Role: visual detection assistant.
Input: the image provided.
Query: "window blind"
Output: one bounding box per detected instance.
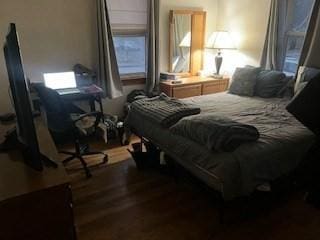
[108,0,148,30]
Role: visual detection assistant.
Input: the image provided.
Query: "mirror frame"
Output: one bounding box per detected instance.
[169,10,206,76]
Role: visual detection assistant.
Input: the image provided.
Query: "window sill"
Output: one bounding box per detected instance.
[283,71,296,77]
[121,77,146,86]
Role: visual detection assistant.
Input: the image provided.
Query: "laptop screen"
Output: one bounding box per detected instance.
[43,71,77,90]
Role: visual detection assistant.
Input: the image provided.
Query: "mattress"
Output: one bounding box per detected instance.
[126,92,315,200]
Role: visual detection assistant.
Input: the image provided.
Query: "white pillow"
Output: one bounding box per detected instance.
[294,66,305,93]
[294,66,320,94]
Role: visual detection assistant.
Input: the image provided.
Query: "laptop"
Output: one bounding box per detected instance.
[43,71,81,95]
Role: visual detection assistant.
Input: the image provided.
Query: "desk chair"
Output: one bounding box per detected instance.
[34,85,108,178]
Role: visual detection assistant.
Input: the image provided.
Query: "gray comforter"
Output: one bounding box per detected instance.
[170,113,260,152]
[126,92,315,200]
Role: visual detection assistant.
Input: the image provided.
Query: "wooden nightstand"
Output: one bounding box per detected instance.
[160,76,229,98]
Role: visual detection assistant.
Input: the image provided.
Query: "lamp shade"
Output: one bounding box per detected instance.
[207,31,236,50]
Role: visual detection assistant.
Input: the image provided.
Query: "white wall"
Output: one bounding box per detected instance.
[0,0,271,115]
[0,0,97,113]
[159,0,271,75]
[0,0,143,116]
[216,0,271,74]
[159,0,219,73]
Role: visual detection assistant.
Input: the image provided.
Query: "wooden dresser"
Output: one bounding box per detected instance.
[160,76,229,98]
[0,119,76,240]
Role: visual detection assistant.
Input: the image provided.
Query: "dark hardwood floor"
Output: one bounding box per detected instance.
[67,141,320,240]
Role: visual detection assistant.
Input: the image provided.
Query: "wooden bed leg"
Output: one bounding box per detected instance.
[164,154,178,183]
[164,155,179,183]
[140,137,144,152]
[218,195,225,224]
[239,196,252,220]
[172,161,179,183]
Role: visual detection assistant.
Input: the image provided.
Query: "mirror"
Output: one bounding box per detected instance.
[169,10,206,75]
[172,14,192,73]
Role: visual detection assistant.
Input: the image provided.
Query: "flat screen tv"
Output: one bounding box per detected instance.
[2,23,57,170]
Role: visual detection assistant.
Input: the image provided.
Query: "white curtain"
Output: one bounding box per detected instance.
[146,0,160,95]
[97,0,123,99]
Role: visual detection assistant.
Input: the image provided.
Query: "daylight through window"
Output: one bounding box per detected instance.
[113,35,146,77]
[283,0,315,74]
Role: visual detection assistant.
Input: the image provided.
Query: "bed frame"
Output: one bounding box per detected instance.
[130,131,307,224]
[133,135,248,223]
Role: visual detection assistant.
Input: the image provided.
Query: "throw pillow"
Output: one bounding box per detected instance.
[255,70,287,98]
[294,66,320,94]
[229,67,261,96]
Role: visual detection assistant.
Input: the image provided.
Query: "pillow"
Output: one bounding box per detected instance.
[254,70,287,98]
[244,65,256,68]
[277,76,295,98]
[229,67,261,96]
[294,66,320,94]
[287,73,320,135]
[295,81,308,94]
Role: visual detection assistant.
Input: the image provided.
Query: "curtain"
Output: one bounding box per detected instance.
[146,0,160,95]
[97,0,123,99]
[260,0,288,71]
[298,0,320,68]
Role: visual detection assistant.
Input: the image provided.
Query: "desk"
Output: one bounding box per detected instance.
[59,86,104,114]
[31,84,104,115]
[0,118,76,240]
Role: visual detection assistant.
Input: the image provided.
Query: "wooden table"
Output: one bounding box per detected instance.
[0,119,76,240]
[160,76,229,99]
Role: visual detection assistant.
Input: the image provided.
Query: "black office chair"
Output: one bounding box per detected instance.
[34,85,108,178]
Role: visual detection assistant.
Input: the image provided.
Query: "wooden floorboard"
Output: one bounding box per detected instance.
[66,141,320,240]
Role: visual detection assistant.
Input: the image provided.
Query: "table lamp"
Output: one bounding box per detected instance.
[206,31,236,78]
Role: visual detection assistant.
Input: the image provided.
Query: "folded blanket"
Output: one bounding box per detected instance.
[170,113,260,152]
[130,93,201,128]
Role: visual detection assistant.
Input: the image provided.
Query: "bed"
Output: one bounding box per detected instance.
[125,92,315,200]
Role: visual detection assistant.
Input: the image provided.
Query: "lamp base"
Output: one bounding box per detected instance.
[215,50,223,76]
[212,74,223,79]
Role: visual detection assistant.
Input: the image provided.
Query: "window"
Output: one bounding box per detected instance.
[108,0,148,79]
[113,34,146,77]
[283,0,315,74]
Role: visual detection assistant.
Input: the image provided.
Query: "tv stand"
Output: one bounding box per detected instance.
[0,119,76,240]
[0,127,58,169]
[0,127,18,150]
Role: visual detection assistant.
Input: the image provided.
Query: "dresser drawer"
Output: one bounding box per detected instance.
[160,82,173,97]
[202,80,229,95]
[173,84,202,98]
